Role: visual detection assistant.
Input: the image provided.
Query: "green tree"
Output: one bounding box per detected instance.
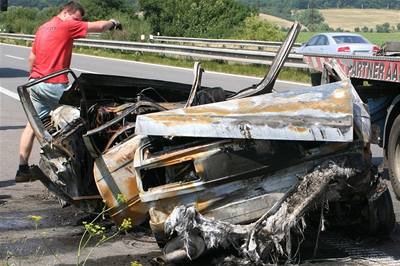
[80,0,134,20]
[139,0,251,38]
[294,8,330,32]
[0,5,59,33]
[361,26,369,32]
[376,22,391,33]
[232,15,285,41]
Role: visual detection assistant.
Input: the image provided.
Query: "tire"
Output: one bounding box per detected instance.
[388,115,400,200]
[367,189,396,236]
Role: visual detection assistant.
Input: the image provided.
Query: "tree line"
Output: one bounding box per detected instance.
[238,0,400,20]
[1,0,285,41]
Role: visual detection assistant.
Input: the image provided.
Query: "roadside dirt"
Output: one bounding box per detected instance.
[0,180,161,266]
[1,170,399,266]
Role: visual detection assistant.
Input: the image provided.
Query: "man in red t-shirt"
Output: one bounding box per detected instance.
[16,1,122,182]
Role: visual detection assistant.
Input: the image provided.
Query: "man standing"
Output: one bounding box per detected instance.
[16,1,121,182]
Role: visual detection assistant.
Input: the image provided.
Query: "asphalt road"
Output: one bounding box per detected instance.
[1,43,399,265]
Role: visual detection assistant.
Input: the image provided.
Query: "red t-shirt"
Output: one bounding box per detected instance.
[30,16,88,83]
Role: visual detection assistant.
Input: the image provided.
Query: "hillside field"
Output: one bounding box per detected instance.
[320,8,400,31]
[258,13,293,28]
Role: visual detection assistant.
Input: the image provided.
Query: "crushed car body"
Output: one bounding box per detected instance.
[17,21,395,264]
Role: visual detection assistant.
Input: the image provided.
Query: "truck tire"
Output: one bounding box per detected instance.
[388,115,400,200]
[366,189,396,236]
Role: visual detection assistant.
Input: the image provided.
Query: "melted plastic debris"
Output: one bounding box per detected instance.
[164,161,358,265]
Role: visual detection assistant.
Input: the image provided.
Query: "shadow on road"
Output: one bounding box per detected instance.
[0,194,11,205]
[55,251,161,266]
[0,125,26,131]
[0,180,15,188]
[0,68,29,78]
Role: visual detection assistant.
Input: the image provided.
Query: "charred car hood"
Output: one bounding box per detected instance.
[135,80,354,142]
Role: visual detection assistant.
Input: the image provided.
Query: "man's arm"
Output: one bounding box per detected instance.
[87,20,119,32]
[28,52,35,72]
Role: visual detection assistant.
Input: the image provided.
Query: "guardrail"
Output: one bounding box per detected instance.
[0,33,307,69]
[151,35,302,49]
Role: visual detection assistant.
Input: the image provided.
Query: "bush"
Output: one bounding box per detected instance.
[231,15,285,41]
[354,27,360,32]
[361,26,369,32]
[139,0,251,38]
[376,22,391,33]
[100,11,152,41]
[0,6,56,34]
[308,23,332,32]
[294,9,324,29]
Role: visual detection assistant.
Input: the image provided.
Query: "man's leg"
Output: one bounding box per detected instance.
[15,82,68,182]
[15,122,36,182]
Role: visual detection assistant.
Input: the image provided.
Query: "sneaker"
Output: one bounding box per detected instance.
[15,166,37,183]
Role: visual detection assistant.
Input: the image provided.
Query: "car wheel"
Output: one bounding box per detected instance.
[388,115,400,200]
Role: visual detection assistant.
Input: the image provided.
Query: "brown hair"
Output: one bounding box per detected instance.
[61,1,85,17]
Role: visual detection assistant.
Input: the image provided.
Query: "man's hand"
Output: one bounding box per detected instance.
[109,19,122,30]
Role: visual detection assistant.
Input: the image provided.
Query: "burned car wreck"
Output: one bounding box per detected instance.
[18,22,395,264]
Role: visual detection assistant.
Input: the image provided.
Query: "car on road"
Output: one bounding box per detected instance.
[296,32,380,55]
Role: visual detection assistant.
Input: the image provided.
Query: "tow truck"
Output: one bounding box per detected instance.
[302,42,400,199]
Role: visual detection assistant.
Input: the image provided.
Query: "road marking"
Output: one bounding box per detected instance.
[1,43,311,87]
[71,68,98,74]
[5,55,24,60]
[0,86,20,101]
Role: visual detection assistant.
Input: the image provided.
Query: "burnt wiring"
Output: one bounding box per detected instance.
[137,87,168,102]
[313,196,328,257]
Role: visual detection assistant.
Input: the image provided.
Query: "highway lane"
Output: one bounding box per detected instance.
[0,42,309,183]
[0,43,309,94]
[1,42,399,264]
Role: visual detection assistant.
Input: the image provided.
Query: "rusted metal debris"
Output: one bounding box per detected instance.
[17,21,396,265]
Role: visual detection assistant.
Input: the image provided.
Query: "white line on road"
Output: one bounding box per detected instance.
[0,86,20,101]
[5,55,24,60]
[71,68,98,74]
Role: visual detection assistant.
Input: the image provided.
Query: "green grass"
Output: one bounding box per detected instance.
[1,38,311,84]
[297,32,400,46]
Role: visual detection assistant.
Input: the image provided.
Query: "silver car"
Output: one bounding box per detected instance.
[296,32,379,55]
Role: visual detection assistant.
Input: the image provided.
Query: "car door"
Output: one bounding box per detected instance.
[315,35,330,53]
[301,35,325,54]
